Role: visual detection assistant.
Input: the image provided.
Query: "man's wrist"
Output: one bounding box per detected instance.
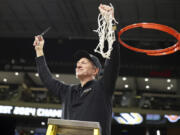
[36,50,44,57]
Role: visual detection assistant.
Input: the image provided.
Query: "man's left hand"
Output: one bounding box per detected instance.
[98,4,114,18]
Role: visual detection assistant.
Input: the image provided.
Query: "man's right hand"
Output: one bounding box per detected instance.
[33,35,45,57]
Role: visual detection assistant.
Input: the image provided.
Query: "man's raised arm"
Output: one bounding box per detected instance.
[33,35,69,101]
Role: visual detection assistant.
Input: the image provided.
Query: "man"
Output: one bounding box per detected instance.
[33,4,120,135]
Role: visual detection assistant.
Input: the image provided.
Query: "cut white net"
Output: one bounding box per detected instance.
[94,4,118,59]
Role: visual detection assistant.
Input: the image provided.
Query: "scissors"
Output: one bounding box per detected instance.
[40,27,51,36]
[36,27,51,42]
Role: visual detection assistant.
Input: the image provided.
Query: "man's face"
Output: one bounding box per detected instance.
[76,58,98,79]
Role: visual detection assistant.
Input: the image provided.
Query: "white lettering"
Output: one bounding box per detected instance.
[37,108,62,118]
[13,107,36,116]
[0,105,13,114]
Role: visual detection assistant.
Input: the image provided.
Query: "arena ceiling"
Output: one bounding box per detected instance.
[0,0,179,40]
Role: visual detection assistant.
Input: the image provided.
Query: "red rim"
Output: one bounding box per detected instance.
[118,23,180,56]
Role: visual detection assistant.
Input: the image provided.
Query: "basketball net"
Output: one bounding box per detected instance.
[94,4,118,59]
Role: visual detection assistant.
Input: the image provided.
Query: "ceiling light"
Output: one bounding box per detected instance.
[156,130,160,135]
[122,77,127,81]
[144,78,149,82]
[55,74,60,78]
[14,72,19,76]
[167,86,171,90]
[30,130,34,134]
[35,73,39,77]
[3,78,7,82]
[41,121,45,126]
[145,85,150,89]
[124,84,129,88]
[167,79,171,83]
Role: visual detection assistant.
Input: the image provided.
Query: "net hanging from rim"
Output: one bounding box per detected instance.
[94,4,118,59]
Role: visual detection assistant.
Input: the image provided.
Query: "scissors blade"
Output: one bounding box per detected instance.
[40,27,51,36]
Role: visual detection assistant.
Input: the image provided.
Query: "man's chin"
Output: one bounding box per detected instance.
[76,73,85,79]
[75,73,81,79]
